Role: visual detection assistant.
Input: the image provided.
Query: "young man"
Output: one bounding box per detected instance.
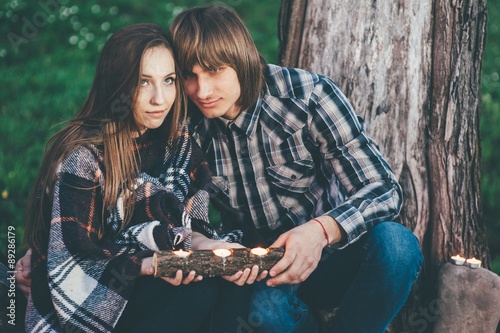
[169,5,423,333]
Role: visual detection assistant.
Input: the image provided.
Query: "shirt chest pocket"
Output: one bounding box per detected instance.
[264,130,315,193]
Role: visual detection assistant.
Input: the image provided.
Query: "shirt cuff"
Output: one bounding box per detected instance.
[327,209,368,249]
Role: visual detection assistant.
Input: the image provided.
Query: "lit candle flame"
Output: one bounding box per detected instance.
[450,254,466,266]
[213,248,232,258]
[251,247,268,256]
[466,257,481,268]
[173,249,191,258]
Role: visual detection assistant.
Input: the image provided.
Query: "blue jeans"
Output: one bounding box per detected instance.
[248,222,423,333]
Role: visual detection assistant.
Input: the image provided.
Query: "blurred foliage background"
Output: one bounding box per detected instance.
[0,0,498,273]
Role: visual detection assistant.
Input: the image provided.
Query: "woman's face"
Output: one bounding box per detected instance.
[134,46,177,134]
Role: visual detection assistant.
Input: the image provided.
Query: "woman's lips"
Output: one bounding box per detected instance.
[146,110,165,118]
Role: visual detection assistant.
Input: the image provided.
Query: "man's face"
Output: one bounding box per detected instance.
[183,64,242,120]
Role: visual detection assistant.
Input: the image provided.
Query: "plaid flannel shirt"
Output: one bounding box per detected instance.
[191,64,402,247]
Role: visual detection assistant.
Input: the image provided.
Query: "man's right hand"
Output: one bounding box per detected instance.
[15,249,32,298]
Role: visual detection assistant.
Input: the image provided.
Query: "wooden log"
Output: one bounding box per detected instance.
[153,247,285,278]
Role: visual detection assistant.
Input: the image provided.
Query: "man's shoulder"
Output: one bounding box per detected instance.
[264,64,332,99]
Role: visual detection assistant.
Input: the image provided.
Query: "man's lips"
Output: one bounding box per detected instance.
[198,99,219,108]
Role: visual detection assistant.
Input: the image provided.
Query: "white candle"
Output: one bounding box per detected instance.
[173,249,191,258]
[250,247,269,256]
[213,248,232,258]
[466,257,481,269]
[450,254,466,266]
[251,247,269,269]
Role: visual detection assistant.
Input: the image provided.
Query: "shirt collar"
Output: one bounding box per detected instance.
[215,90,265,138]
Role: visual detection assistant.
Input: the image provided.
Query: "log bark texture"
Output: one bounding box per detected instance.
[153,248,284,278]
[279,0,490,332]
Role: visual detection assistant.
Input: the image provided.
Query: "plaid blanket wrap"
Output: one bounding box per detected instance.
[25,125,241,332]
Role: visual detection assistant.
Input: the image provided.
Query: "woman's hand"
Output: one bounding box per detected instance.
[191,232,247,251]
[140,256,202,286]
[15,249,32,298]
[222,265,268,286]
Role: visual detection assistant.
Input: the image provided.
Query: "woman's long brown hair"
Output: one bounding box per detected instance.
[24,23,187,251]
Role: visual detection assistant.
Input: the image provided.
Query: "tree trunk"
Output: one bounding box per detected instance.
[279,0,489,331]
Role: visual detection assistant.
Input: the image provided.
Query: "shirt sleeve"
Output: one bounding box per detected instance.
[308,76,403,247]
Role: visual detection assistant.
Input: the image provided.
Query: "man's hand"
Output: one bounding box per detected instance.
[15,249,32,298]
[140,256,202,286]
[266,216,344,287]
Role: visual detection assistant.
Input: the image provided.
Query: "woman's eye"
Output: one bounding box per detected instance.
[140,79,148,86]
[165,77,175,85]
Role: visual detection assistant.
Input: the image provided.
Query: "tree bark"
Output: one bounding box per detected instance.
[279,0,489,331]
[153,248,284,277]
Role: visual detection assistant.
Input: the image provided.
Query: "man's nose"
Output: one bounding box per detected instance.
[196,77,213,99]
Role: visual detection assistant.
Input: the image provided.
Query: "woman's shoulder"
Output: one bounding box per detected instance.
[58,144,103,181]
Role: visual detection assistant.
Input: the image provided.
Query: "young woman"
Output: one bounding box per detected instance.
[23,23,249,332]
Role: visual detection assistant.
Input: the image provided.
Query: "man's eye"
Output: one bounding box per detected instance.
[210,67,220,73]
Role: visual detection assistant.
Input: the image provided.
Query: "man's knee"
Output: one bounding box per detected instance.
[249,283,309,332]
[367,222,423,274]
[250,285,287,325]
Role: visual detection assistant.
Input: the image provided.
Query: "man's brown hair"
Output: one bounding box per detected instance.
[170,5,266,112]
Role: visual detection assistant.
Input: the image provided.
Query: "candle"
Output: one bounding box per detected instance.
[213,248,231,271]
[213,248,232,258]
[466,257,481,269]
[450,254,466,266]
[251,247,268,269]
[173,249,191,258]
[250,247,269,256]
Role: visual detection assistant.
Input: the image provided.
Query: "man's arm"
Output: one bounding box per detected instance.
[311,77,402,245]
[267,75,401,286]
